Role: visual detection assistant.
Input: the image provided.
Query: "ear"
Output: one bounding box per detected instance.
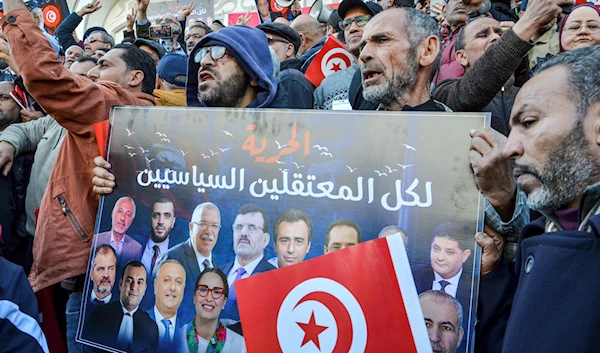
[250,79,258,87]
[323,245,329,254]
[456,48,469,67]
[156,74,163,90]
[418,35,441,68]
[263,232,270,249]
[589,101,600,146]
[386,0,394,8]
[458,327,464,343]
[299,33,307,49]
[462,249,472,263]
[285,43,295,59]
[189,222,194,233]
[306,241,311,254]
[127,69,145,89]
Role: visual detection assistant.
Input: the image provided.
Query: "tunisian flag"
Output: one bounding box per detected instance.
[236,235,432,353]
[304,34,355,87]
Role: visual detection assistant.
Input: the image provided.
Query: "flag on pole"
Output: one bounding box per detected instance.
[304,34,355,87]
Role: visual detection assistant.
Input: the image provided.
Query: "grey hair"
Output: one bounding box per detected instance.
[404,9,441,82]
[90,30,115,47]
[154,258,186,282]
[535,47,600,119]
[190,202,220,223]
[269,47,280,80]
[419,290,464,329]
[112,196,136,218]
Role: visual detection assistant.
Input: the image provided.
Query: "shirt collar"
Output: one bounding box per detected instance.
[147,238,169,254]
[154,306,177,323]
[231,254,264,276]
[91,291,112,304]
[110,230,125,245]
[434,268,463,287]
[120,300,139,316]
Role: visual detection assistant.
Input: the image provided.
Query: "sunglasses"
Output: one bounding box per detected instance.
[85,37,107,44]
[194,46,227,63]
[265,35,290,45]
[339,14,372,31]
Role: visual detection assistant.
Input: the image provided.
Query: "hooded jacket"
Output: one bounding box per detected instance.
[186,25,278,109]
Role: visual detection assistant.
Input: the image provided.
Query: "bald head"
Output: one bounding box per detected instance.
[291,14,325,55]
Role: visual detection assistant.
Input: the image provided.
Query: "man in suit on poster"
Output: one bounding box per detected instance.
[95,196,143,266]
[147,259,187,353]
[419,290,464,353]
[155,202,220,321]
[221,204,276,323]
[412,222,473,306]
[84,244,117,321]
[83,261,158,353]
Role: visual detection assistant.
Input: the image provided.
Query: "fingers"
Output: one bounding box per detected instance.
[1,160,12,177]
[93,155,111,169]
[475,231,495,250]
[484,225,505,253]
[92,179,114,195]
[476,231,502,276]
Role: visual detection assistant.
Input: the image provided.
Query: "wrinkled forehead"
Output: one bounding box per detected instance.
[463,17,501,38]
[363,10,406,37]
[420,296,460,323]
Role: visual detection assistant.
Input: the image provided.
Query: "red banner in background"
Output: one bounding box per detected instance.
[236,235,432,353]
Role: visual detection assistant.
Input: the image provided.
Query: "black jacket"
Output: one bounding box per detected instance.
[278,58,314,109]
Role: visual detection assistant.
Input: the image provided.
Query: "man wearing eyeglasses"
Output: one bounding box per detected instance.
[155,202,221,322]
[221,204,276,324]
[186,25,285,108]
[83,30,115,56]
[185,22,213,55]
[314,0,382,110]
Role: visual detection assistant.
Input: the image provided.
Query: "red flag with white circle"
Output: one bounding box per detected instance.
[304,34,354,87]
[236,235,432,353]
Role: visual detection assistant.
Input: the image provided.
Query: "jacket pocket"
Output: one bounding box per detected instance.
[55,193,90,241]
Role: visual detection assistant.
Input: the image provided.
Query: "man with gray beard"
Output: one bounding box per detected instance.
[475,47,600,353]
[358,8,450,112]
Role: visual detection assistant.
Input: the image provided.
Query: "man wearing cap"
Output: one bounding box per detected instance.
[314,0,382,110]
[257,22,314,109]
[55,0,107,51]
[135,38,166,64]
[185,25,288,109]
[154,53,187,106]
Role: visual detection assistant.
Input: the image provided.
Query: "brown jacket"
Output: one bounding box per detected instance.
[3,9,156,292]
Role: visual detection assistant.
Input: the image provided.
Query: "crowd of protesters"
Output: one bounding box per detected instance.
[0,0,599,351]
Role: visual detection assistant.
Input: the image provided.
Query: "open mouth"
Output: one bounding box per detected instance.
[362,69,382,84]
[199,72,215,82]
[202,304,215,312]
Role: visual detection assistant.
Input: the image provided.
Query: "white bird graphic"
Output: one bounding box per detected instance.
[180,150,189,156]
[346,165,357,172]
[279,168,289,173]
[397,163,415,169]
[139,147,149,154]
[128,152,137,157]
[155,132,167,137]
[402,144,417,152]
[161,138,171,143]
[385,165,398,173]
[313,144,328,152]
[321,152,333,158]
[201,154,210,159]
[274,140,288,149]
[276,161,285,165]
[374,170,388,176]
[293,162,305,169]
[126,128,135,136]
[222,130,234,137]
[145,157,155,163]
[209,149,218,156]
[124,144,135,150]
[218,147,231,152]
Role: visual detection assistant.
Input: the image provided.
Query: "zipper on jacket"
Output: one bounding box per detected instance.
[57,194,90,241]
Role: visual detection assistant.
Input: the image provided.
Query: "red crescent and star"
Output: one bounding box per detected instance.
[297,311,328,350]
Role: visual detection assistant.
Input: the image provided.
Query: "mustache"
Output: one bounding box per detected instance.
[200,233,215,241]
[199,67,219,80]
[514,163,542,179]
[237,235,251,244]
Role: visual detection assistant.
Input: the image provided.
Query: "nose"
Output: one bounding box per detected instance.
[502,132,524,160]
[348,20,361,33]
[286,241,295,254]
[87,65,100,80]
[436,251,445,261]
[429,327,441,343]
[359,42,374,65]
[200,50,215,68]
[489,31,501,44]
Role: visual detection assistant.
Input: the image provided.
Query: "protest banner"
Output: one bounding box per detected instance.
[147,0,215,25]
[77,107,488,353]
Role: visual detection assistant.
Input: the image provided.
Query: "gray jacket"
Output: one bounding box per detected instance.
[0,116,65,235]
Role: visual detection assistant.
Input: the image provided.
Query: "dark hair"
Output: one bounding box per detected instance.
[431,222,472,251]
[152,196,175,213]
[95,47,110,54]
[325,219,361,246]
[237,204,270,234]
[536,46,600,119]
[93,244,116,265]
[455,26,466,51]
[121,260,146,280]
[212,20,225,28]
[194,267,229,299]
[121,37,136,45]
[112,44,157,94]
[75,56,98,65]
[327,10,342,33]
[394,0,416,8]
[190,22,213,36]
[273,209,314,242]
